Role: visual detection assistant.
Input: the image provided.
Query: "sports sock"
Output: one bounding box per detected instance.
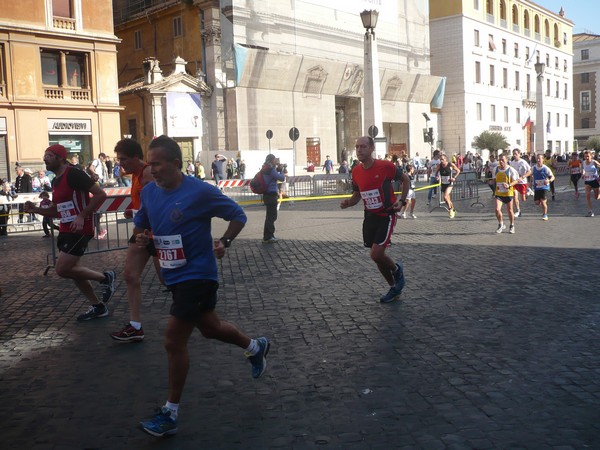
[246,339,259,355]
[130,321,142,330]
[165,401,179,419]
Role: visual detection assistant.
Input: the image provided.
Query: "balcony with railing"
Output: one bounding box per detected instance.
[43,87,91,102]
[53,17,76,30]
[521,91,537,108]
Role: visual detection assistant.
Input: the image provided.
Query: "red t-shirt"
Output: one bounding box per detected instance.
[52,165,96,235]
[351,160,398,216]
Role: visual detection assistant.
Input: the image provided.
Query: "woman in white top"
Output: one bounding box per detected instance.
[581,150,600,217]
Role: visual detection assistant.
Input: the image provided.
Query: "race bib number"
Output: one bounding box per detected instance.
[441,175,450,184]
[535,179,546,188]
[360,189,383,210]
[57,201,77,223]
[496,183,509,193]
[584,174,596,181]
[154,234,187,269]
[571,167,581,174]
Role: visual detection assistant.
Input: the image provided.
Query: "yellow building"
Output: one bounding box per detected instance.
[0,0,122,181]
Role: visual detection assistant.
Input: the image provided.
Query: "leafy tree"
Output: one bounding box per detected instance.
[585,136,600,151]
[472,131,509,156]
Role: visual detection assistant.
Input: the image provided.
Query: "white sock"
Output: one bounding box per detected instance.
[165,401,179,419]
[129,321,142,330]
[246,339,259,355]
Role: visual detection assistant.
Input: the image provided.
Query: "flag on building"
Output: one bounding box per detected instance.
[522,115,532,129]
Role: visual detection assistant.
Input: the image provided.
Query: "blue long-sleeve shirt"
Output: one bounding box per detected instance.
[263,166,285,194]
[134,176,247,285]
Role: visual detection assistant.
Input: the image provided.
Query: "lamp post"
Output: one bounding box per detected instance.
[360,10,384,156]
[534,62,546,153]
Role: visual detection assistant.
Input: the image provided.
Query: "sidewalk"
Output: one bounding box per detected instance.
[1,188,599,449]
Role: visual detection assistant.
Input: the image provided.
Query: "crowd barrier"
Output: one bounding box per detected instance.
[420,172,484,212]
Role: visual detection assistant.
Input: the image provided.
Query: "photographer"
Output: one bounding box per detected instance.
[261,154,285,243]
[277,162,289,210]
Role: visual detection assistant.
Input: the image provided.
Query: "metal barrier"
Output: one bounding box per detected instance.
[427,172,484,212]
[218,174,353,202]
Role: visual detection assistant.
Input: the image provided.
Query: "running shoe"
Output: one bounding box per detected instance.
[514,210,521,218]
[111,323,144,342]
[393,262,405,293]
[495,223,506,234]
[586,211,595,217]
[509,224,515,234]
[246,337,270,379]
[449,208,456,219]
[401,212,407,219]
[100,271,116,303]
[380,286,402,303]
[140,406,177,437]
[262,237,278,244]
[410,213,417,219]
[542,214,548,221]
[77,303,108,321]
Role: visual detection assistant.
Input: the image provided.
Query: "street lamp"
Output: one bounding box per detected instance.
[534,62,546,153]
[360,10,384,156]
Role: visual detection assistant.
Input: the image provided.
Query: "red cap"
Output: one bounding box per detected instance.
[46,144,67,160]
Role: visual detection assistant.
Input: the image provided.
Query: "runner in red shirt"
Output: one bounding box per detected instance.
[25,144,116,321]
[340,136,410,303]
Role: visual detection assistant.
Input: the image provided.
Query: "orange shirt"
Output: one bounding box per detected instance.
[130,163,150,209]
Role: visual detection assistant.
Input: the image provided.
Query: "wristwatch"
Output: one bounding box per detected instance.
[220,237,232,248]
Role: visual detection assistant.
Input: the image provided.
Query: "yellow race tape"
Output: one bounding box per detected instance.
[237,182,442,206]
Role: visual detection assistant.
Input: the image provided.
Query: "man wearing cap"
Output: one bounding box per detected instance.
[15,166,33,222]
[24,144,117,321]
[261,154,285,243]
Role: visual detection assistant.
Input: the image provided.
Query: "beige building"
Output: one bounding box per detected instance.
[0,0,122,181]
[573,33,600,148]
[429,0,574,156]
[114,0,442,171]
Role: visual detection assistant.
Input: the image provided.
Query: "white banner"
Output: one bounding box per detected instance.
[300,0,398,20]
[166,93,202,138]
[0,117,6,134]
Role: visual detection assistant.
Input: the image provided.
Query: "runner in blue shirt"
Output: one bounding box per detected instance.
[532,153,555,221]
[135,135,270,438]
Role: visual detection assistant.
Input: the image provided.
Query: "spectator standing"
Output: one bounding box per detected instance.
[323,155,334,174]
[341,147,348,165]
[261,154,285,243]
[338,160,349,174]
[185,160,195,177]
[15,166,33,222]
[0,180,17,236]
[88,153,109,185]
[39,191,58,238]
[195,161,206,180]
[211,154,226,185]
[32,170,51,192]
[238,160,246,179]
[24,144,116,321]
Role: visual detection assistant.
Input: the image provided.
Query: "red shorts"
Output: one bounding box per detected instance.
[513,184,527,195]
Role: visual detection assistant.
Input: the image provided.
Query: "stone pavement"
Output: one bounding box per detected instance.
[1,182,599,449]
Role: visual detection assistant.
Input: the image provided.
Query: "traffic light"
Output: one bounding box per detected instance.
[423,128,434,143]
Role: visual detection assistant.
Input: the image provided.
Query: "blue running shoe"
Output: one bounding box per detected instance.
[140,406,177,437]
[393,262,405,293]
[246,337,270,379]
[380,286,402,303]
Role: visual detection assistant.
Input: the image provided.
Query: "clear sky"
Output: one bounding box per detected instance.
[536,0,600,35]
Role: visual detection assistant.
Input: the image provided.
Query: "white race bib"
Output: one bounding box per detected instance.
[360,189,383,210]
[154,234,187,269]
[535,179,546,188]
[584,174,596,181]
[497,183,509,193]
[571,167,581,174]
[441,175,450,184]
[57,201,77,223]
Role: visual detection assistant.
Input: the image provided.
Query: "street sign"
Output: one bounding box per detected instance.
[266,129,273,139]
[289,127,300,142]
[368,125,379,138]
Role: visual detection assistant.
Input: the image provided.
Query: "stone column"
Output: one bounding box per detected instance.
[195,0,227,152]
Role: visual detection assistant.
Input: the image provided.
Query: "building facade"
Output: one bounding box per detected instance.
[114,0,442,171]
[573,33,600,149]
[0,0,122,181]
[429,0,574,157]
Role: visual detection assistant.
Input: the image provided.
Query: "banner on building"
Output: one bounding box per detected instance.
[166,92,202,138]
